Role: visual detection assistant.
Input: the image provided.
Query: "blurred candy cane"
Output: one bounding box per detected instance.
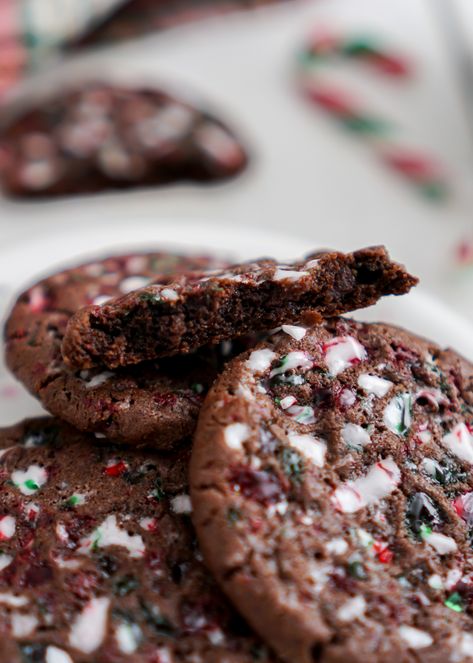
[297,31,450,201]
[0,0,128,98]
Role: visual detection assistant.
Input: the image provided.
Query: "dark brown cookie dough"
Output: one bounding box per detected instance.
[0,83,248,198]
[190,318,473,663]
[0,417,277,663]
[62,246,417,371]
[4,251,239,447]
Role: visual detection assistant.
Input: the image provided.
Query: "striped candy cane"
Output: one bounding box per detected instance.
[297,31,450,201]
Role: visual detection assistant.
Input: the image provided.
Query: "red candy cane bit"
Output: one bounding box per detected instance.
[302,83,357,118]
[104,460,128,477]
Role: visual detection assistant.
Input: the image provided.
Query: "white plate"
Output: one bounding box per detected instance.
[1,219,472,427]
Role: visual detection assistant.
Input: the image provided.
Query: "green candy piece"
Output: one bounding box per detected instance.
[445,592,463,612]
[341,115,390,134]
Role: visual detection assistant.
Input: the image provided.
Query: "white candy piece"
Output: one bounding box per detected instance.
[383,393,412,436]
[273,267,308,281]
[246,349,277,374]
[171,494,193,514]
[357,374,392,397]
[270,351,313,377]
[331,457,401,513]
[450,632,473,662]
[423,531,457,555]
[337,596,366,622]
[11,465,47,495]
[399,625,433,649]
[341,423,371,450]
[324,336,367,376]
[287,434,326,468]
[69,597,110,654]
[0,515,15,539]
[281,324,307,340]
[0,593,28,607]
[224,423,251,450]
[279,395,297,410]
[116,621,142,654]
[119,276,152,294]
[0,553,12,572]
[325,538,348,555]
[11,613,38,638]
[161,288,179,301]
[84,371,114,389]
[46,647,74,663]
[79,515,145,558]
[441,423,473,465]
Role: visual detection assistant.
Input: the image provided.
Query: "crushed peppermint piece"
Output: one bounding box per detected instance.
[384,393,412,436]
[337,596,366,622]
[12,465,47,495]
[326,538,348,555]
[287,434,326,467]
[341,423,371,450]
[83,371,114,389]
[0,553,13,572]
[224,423,251,450]
[11,613,38,638]
[281,324,307,340]
[358,373,392,397]
[246,349,277,374]
[279,395,297,410]
[323,336,367,376]
[171,494,193,514]
[119,275,152,294]
[46,647,74,663]
[441,423,473,464]
[421,529,457,555]
[286,404,316,424]
[399,625,433,649]
[331,457,401,513]
[273,267,308,281]
[79,515,145,558]
[270,352,313,377]
[69,597,110,654]
[116,621,142,654]
[161,288,179,301]
[0,515,16,540]
[0,593,28,607]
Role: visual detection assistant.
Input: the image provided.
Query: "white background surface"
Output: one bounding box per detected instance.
[0,0,472,319]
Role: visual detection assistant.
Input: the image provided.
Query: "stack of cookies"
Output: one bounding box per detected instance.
[1,244,473,663]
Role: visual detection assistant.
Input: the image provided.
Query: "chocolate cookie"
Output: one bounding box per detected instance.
[4,251,238,447]
[0,83,247,198]
[0,417,277,662]
[77,0,296,45]
[62,246,417,370]
[190,318,473,663]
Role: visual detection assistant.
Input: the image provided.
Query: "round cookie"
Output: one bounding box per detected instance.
[0,83,248,198]
[191,318,473,663]
[0,417,277,663]
[4,251,238,447]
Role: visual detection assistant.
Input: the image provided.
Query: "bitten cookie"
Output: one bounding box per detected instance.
[62,246,417,370]
[0,417,277,663]
[0,83,247,198]
[190,318,473,663]
[4,251,239,447]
